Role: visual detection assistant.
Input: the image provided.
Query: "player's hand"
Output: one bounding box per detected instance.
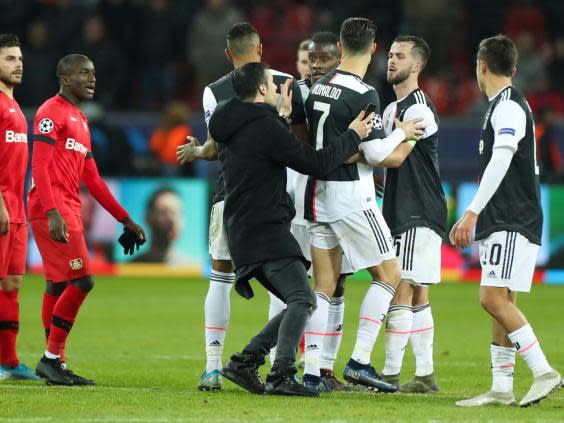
[47,209,69,243]
[0,204,9,236]
[449,210,478,248]
[395,117,425,141]
[122,217,146,243]
[349,110,375,139]
[176,136,201,165]
[278,78,293,117]
[119,217,146,255]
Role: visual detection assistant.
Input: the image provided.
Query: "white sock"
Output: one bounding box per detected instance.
[383,305,413,376]
[490,344,515,393]
[411,303,435,376]
[304,292,330,377]
[204,271,234,372]
[508,324,552,378]
[351,281,395,365]
[45,350,60,360]
[267,291,286,366]
[319,296,344,370]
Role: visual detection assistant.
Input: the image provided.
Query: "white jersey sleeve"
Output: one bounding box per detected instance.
[359,128,406,166]
[490,100,526,152]
[203,86,218,128]
[402,103,438,139]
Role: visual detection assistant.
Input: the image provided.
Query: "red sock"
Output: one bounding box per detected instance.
[0,290,19,368]
[46,285,88,357]
[43,292,65,361]
[300,335,305,354]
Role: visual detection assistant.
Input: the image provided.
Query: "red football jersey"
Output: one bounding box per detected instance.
[0,91,29,223]
[28,94,92,219]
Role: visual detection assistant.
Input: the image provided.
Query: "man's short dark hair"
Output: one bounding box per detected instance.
[477,35,518,77]
[56,54,90,78]
[227,22,260,57]
[393,35,431,70]
[311,31,339,47]
[231,62,269,101]
[340,17,377,54]
[0,34,21,51]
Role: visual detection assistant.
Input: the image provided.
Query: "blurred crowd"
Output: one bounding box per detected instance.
[3,0,564,179]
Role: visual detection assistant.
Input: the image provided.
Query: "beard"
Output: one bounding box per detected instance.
[0,71,22,87]
[387,67,411,85]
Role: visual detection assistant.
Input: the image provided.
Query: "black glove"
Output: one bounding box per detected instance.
[118,227,146,255]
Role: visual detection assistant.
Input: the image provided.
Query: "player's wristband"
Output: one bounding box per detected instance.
[407,140,416,147]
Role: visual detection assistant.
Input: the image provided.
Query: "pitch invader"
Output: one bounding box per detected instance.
[451,35,562,407]
[302,18,425,392]
[29,54,146,386]
[175,22,308,391]
[0,34,41,381]
[375,36,446,393]
[268,31,355,390]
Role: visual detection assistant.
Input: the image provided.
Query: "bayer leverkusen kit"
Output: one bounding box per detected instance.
[0,92,28,278]
[28,94,127,282]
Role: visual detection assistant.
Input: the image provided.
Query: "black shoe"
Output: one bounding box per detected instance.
[63,367,96,386]
[36,356,73,386]
[343,359,398,393]
[265,368,320,397]
[221,352,265,395]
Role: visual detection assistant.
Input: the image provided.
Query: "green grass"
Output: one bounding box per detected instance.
[0,276,563,422]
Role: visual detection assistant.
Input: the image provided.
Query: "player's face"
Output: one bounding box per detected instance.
[263,70,278,107]
[68,60,96,101]
[0,46,23,87]
[387,42,415,85]
[308,43,339,82]
[296,50,310,80]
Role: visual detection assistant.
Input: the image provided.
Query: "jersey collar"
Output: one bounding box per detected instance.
[488,85,512,102]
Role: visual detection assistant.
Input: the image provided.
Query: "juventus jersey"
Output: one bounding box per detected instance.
[381,89,447,237]
[304,69,386,222]
[203,69,306,204]
[475,86,542,245]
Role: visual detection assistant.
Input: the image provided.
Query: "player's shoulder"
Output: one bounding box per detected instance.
[327,70,375,95]
[271,68,294,82]
[36,95,66,116]
[207,71,234,94]
[493,86,528,115]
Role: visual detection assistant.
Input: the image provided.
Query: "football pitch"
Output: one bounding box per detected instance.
[0,275,563,423]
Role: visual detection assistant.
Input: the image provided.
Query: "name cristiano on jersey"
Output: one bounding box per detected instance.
[65,138,88,156]
[310,83,342,100]
[5,130,28,143]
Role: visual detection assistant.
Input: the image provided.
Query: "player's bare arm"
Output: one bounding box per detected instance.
[0,193,9,235]
[46,208,69,243]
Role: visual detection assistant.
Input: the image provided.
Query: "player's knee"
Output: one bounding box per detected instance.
[45,280,68,295]
[71,276,95,293]
[480,292,503,315]
[333,275,346,297]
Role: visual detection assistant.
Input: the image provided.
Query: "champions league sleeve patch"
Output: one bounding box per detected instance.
[38,118,54,134]
[498,128,516,136]
[372,114,383,130]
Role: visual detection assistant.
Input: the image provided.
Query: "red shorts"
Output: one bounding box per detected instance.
[0,223,28,278]
[30,214,90,283]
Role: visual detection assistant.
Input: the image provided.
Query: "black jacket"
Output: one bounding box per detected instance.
[209,97,361,298]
